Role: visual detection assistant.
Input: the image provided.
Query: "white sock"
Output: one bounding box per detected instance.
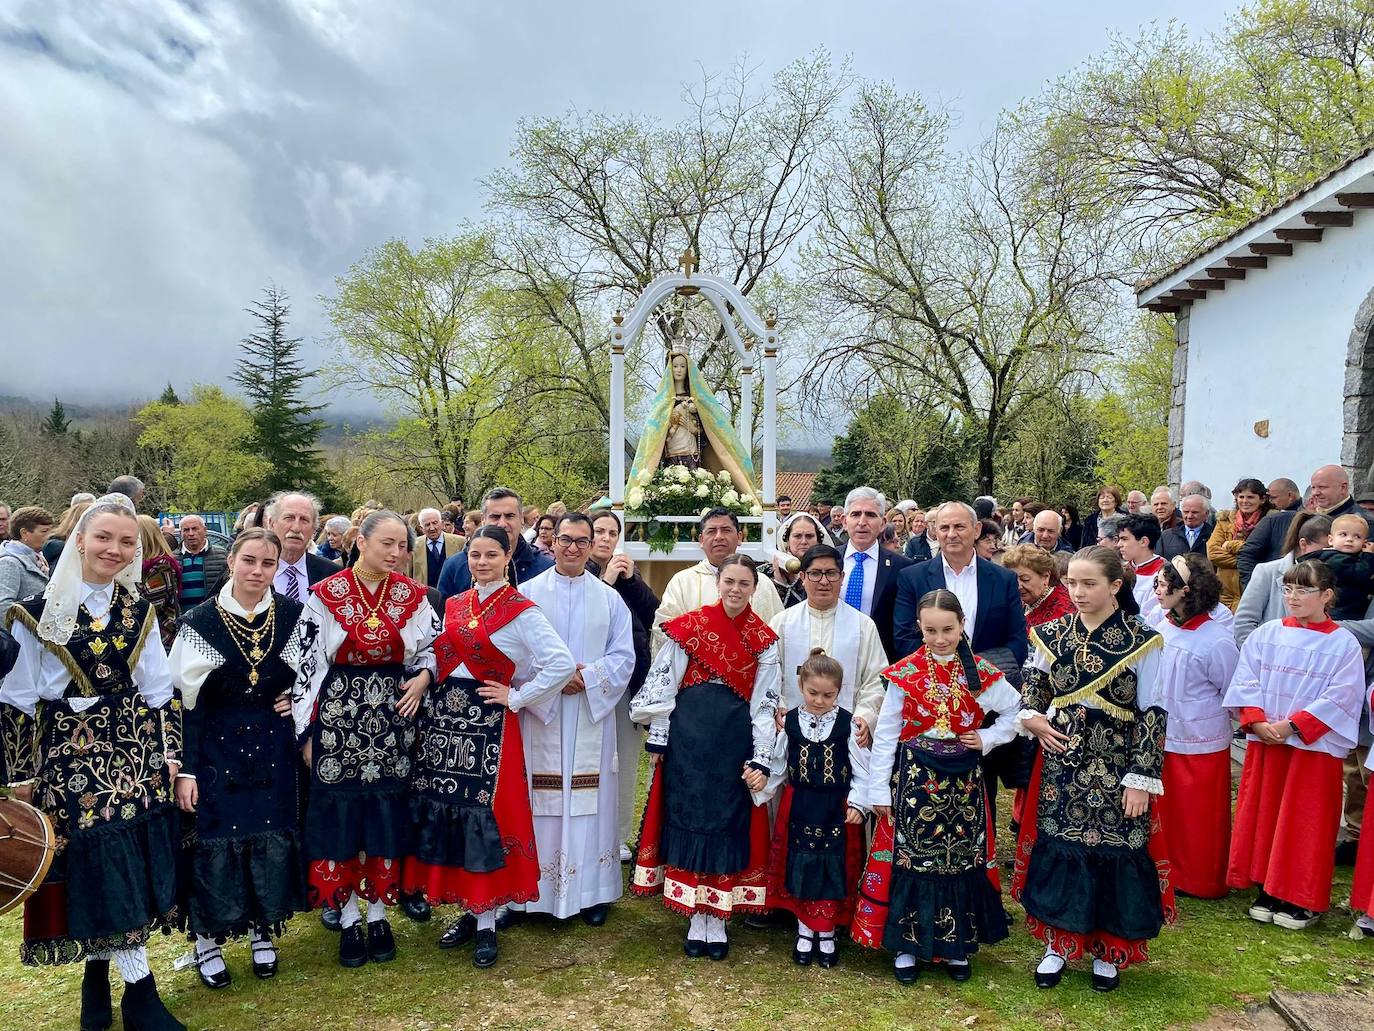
[475,910,497,933]
[366,899,387,923]
[111,946,151,984]
[339,892,362,929]
[948,957,969,967]
[795,918,815,953]
[1037,945,1066,974]
[705,916,727,944]
[688,912,708,940]
[194,935,226,977]
[818,930,836,955]
[895,953,917,969]
[1093,959,1118,978]
[250,927,276,964]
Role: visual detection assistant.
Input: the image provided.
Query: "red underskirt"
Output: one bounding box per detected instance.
[1351,788,1374,914]
[764,784,865,931]
[308,854,402,909]
[1227,741,1344,911]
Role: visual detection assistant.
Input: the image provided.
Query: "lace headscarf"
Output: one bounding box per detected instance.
[37,493,143,645]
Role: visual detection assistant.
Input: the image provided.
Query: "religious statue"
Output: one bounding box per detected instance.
[628,348,755,495]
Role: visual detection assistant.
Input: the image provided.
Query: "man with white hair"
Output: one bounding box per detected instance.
[264,492,337,601]
[176,513,226,610]
[839,486,912,657]
[1126,490,1148,515]
[1180,480,1212,504]
[70,492,96,506]
[1150,487,1180,533]
[1032,509,1071,554]
[410,507,464,588]
[1160,494,1214,560]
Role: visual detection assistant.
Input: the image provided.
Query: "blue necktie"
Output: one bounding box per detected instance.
[845,552,867,611]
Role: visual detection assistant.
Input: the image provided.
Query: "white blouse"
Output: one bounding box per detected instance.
[866,658,1020,810]
[2,581,175,716]
[630,636,782,771]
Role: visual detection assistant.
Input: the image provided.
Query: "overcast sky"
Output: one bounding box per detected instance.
[0,0,1239,411]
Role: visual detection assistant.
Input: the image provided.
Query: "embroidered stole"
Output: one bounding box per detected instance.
[521,572,611,819]
[313,568,425,666]
[662,601,778,700]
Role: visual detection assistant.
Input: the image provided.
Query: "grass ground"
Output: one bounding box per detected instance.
[2,763,1371,1030]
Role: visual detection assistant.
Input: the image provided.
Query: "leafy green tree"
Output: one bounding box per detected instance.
[157,383,181,405]
[814,395,971,505]
[1092,315,1172,493]
[135,386,270,509]
[234,285,330,496]
[40,399,71,436]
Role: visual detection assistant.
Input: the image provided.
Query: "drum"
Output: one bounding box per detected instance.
[0,795,56,915]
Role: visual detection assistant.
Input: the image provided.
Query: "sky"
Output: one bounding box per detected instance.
[0,0,1241,411]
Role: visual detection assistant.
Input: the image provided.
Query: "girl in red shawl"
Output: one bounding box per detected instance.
[630,554,781,961]
[401,527,574,968]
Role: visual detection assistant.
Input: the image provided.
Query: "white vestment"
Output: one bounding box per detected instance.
[768,601,889,729]
[518,569,635,916]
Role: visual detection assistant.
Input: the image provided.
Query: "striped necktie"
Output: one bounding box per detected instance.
[285,565,301,601]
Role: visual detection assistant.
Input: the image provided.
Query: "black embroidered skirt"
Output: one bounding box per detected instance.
[883,741,1009,961]
[22,691,179,965]
[661,681,753,876]
[305,663,416,862]
[784,782,850,901]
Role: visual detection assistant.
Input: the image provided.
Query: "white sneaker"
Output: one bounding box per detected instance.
[619,845,633,863]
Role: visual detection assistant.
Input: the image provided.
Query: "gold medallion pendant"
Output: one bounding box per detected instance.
[249,647,265,662]
[364,614,383,632]
[248,670,260,686]
[468,619,479,629]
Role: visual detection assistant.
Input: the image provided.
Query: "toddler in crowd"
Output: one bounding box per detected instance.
[1308,514,1374,619]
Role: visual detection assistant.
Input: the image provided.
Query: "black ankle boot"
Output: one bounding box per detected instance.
[80,960,112,1031]
[119,974,186,1031]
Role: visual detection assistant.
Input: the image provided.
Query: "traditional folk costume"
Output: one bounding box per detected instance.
[651,561,783,653]
[1012,611,1174,977]
[853,647,1019,976]
[630,602,781,949]
[518,569,634,919]
[1153,610,1239,898]
[1011,583,1077,829]
[760,705,868,966]
[768,600,888,730]
[401,584,573,931]
[290,567,438,947]
[1,499,186,1030]
[1224,617,1365,919]
[169,584,307,982]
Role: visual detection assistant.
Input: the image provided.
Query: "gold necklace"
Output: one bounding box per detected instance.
[216,598,276,685]
[467,583,510,629]
[353,569,391,632]
[353,563,387,584]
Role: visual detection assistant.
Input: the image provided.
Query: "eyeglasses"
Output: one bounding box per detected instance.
[803,569,843,583]
[1281,585,1320,597]
[555,535,592,550]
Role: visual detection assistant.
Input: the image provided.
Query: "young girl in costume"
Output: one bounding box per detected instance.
[854,589,1019,984]
[762,648,868,969]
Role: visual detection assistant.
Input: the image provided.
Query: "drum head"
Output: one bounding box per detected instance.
[0,796,57,916]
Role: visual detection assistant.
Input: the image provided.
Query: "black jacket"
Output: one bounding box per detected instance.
[588,561,660,697]
[1160,519,1215,561]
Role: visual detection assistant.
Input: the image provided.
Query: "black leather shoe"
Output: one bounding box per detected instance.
[494,908,523,931]
[339,925,367,968]
[706,939,729,961]
[1035,966,1063,989]
[400,891,432,923]
[947,960,972,982]
[439,913,477,950]
[792,934,815,966]
[367,919,397,963]
[817,944,839,969]
[320,905,342,932]
[683,935,707,958]
[252,955,278,980]
[894,960,921,984]
[743,913,772,930]
[80,959,112,1031]
[119,973,186,1031]
[1091,967,1120,993]
[580,903,610,927]
[195,947,231,990]
[473,929,499,968]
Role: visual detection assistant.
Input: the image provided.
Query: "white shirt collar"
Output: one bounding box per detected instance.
[797,706,840,742]
[942,552,977,578]
[81,580,115,608]
[282,553,308,575]
[845,539,880,561]
[476,580,506,600]
[181,542,209,556]
[216,581,272,618]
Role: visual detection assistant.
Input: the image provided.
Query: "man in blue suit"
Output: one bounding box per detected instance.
[438,486,553,597]
[893,501,1030,813]
[837,486,912,660]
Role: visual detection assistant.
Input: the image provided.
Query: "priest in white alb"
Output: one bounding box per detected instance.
[768,542,889,744]
[518,512,636,925]
[652,508,783,652]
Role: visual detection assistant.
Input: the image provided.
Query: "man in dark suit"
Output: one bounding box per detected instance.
[1159,493,1214,560]
[438,486,554,597]
[892,500,1029,812]
[836,487,911,658]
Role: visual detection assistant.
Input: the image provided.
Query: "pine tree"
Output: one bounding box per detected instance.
[158,383,181,405]
[233,285,329,495]
[40,398,71,436]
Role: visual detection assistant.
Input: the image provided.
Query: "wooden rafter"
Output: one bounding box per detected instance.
[1304,210,1355,227]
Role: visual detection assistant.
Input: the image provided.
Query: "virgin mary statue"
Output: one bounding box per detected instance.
[628,350,755,494]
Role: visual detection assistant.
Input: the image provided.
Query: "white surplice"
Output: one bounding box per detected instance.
[518,569,635,917]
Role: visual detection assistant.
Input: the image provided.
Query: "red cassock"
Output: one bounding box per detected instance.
[1350,788,1374,916]
[1156,750,1232,898]
[400,587,542,913]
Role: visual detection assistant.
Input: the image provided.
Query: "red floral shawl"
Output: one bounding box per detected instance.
[433,585,535,684]
[661,601,778,700]
[313,567,426,665]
